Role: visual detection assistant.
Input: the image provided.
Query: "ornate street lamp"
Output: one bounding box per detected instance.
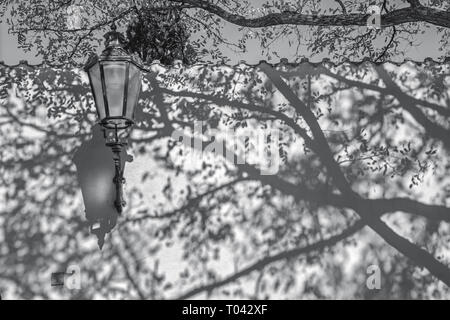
[84,23,144,214]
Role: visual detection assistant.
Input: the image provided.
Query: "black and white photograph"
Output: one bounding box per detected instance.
[0,0,449,304]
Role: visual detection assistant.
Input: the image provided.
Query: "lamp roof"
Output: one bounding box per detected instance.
[84,23,144,71]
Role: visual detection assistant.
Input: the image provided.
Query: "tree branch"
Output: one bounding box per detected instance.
[375,0,397,62]
[168,0,450,28]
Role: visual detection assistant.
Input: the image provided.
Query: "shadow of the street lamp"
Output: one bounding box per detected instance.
[73,125,132,249]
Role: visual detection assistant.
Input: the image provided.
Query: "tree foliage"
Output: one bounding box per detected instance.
[125,5,197,65]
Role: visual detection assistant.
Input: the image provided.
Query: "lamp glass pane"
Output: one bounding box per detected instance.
[126,64,142,119]
[103,61,126,117]
[88,62,106,120]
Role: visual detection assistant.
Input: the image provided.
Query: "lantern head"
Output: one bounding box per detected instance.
[84,23,144,130]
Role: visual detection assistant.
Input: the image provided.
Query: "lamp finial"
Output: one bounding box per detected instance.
[103,22,126,48]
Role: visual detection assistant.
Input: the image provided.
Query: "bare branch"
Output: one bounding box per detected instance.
[375,0,397,62]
